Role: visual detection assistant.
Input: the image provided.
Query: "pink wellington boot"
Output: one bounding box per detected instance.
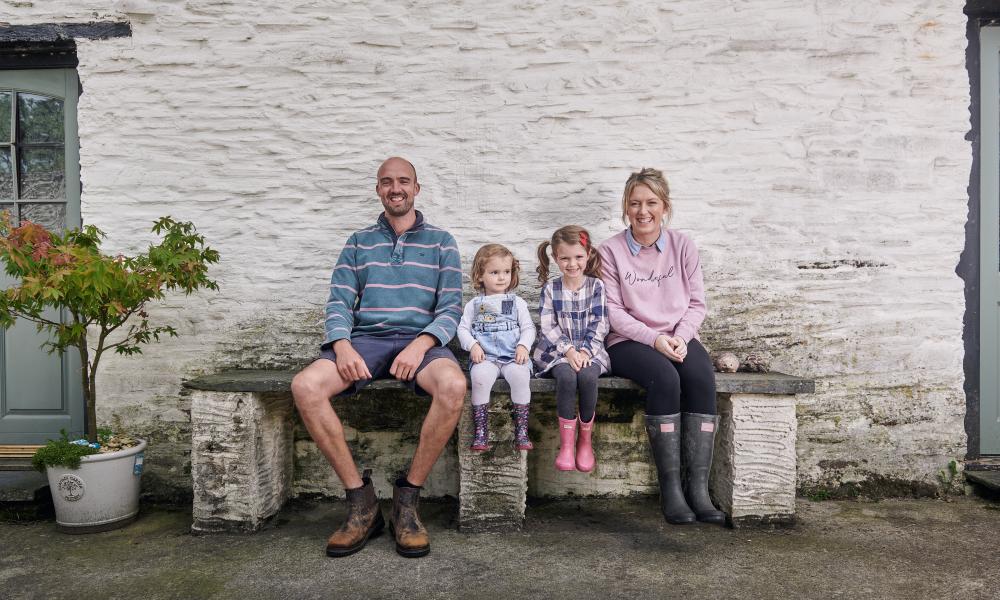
[576,415,596,473]
[555,417,577,471]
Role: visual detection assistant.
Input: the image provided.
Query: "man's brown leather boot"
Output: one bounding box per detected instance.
[325,469,385,557]
[390,479,430,558]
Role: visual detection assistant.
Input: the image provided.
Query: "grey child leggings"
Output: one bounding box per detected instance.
[470,360,532,406]
[550,362,601,422]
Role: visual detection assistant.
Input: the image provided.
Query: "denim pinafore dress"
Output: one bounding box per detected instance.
[471,293,520,363]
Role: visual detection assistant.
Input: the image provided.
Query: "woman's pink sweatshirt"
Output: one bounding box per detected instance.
[597,228,706,348]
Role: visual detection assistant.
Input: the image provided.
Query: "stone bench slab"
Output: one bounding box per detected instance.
[186,370,814,533]
[184,370,814,395]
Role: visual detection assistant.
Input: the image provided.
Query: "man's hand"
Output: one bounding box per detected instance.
[515,344,529,365]
[391,334,436,381]
[333,339,372,382]
[470,343,485,364]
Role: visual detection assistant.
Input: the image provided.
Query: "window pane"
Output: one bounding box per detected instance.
[0,147,11,199]
[0,91,10,142]
[17,93,64,144]
[20,203,65,232]
[18,147,64,199]
[0,203,13,229]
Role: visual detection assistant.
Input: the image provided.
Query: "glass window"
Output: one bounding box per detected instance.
[0,148,11,200]
[20,203,65,231]
[17,93,64,144]
[0,91,10,143]
[18,147,64,199]
[0,203,13,228]
[0,87,68,227]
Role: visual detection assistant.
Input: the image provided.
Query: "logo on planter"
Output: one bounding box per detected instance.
[133,452,144,476]
[57,474,85,502]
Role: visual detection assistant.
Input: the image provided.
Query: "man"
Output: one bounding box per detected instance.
[292,157,466,558]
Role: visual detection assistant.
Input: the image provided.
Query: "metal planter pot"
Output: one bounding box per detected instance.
[45,439,147,533]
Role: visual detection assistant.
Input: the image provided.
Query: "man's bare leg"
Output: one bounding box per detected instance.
[291,359,363,489]
[408,358,467,485]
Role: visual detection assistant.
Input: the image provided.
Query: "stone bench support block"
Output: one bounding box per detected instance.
[711,393,798,528]
[191,391,294,533]
[457,397,527,532]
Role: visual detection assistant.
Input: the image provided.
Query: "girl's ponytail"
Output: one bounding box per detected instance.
[584,243,603,280]
[536,241,551,285]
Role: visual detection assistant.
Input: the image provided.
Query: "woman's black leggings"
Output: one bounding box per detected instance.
[607,339,716,416]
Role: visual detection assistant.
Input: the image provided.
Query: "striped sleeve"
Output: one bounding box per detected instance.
[420,233,463,345]
[323,234,359,346]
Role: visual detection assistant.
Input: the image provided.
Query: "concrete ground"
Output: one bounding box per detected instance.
[2,495,1000,600]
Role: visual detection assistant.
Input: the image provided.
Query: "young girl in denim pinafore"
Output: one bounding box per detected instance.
[457,244,536,451]
[533,225,610,473]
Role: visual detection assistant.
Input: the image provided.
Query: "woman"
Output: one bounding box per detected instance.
[598,168,724,525]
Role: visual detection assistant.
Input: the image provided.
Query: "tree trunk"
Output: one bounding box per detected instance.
[77,338,97,443]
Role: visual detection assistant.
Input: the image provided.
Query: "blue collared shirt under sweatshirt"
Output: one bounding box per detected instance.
[323,210,463,347]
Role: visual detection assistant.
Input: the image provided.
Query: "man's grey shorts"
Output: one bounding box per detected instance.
[319,334,459,397]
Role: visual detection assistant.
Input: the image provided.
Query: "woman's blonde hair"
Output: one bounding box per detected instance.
[536,225,603,285]
[621,167,672,226]
[470,243,520,293]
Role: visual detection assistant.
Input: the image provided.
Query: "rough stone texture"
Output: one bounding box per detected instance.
[186,373,806,530]
[2,2,972,501]
[711,393,798,526]
[190,391,293,532]
[183,370,809,501]
[457,395,528,532]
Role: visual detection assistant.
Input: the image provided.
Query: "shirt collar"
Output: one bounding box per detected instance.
[625,227,666,256]
[378,210,424,239]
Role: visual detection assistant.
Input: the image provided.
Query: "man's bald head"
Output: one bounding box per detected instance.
[377,157,418,184]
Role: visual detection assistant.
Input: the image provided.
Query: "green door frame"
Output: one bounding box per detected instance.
[0,68,83,444]
[979,26,1000,455]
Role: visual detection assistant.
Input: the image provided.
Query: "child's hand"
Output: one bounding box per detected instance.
[470,343,485,364]
[579,348,593,369]
[565,348,583,372]
[515,345,529,365]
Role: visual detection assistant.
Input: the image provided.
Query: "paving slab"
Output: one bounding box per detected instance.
[1,496,999,600]
[967,470,1000,492]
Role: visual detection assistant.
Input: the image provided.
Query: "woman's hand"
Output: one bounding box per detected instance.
[655,335,684,362]
[515,344,529,365]
[668,336,687,362]
[470,343,485,364]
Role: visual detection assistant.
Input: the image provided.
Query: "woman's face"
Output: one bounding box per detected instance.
[626,184,666,242]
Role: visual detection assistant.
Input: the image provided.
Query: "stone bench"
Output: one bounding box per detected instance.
[185,369,813,533]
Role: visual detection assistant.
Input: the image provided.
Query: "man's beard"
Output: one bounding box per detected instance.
[382,195,412,217]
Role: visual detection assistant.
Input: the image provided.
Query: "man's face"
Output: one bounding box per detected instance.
[376,159,420,218]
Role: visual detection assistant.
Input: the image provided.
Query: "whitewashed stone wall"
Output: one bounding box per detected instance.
[4,1,971,498]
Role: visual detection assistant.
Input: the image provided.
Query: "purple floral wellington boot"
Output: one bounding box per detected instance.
[471,404,490,452]
[513,403,533,451]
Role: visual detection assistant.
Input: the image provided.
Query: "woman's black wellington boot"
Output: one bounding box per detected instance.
[644,413,696,524]
[681,412,726,525]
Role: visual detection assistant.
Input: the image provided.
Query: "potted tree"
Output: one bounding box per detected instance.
[0,214,218,533]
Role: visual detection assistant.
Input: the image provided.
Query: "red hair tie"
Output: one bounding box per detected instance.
[579,232,589,248]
